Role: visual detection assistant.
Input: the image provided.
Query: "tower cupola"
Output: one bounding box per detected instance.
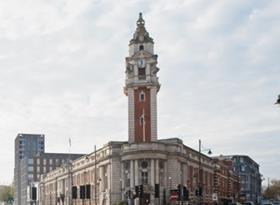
[129,13,154,56]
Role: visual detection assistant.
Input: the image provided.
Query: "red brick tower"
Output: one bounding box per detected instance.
[124,13,160,143]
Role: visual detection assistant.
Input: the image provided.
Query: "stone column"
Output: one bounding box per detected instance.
[108,163,111,205]
[99,166,104,192]
[155,159,159,205]
[134,65,138,81]
[146,64,151,81]
[121,162,125,200]
[164,161,167,188]
[135,160,139,205]
[150,159,155,205]
[130,160,134,189]
[155,160,159,184]
[135,160,139,186]
[128,88,135,143]
[150,87,157,141]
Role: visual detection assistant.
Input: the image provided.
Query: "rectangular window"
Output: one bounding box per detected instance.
[28,159,33,165]
[139,92,145,102]
[28,166,34,172]
[141,171,148,185]
[138,68,146,80]
[49,159,53,165]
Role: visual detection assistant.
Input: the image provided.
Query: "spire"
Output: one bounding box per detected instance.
[130,12,153,45]
[137,12,145,27]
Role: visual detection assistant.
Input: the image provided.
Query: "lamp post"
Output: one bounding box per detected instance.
[198,139,212,205]
[168,176,172,204]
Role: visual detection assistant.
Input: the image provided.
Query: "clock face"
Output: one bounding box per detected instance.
[138,59,146,68]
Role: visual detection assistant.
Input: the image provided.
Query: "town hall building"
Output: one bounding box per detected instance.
[38,13,240,205]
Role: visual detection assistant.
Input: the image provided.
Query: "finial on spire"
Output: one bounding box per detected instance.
[130,12,153,45]
[137,12,145,26]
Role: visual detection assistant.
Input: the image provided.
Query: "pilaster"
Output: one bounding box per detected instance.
[150,87,157,141]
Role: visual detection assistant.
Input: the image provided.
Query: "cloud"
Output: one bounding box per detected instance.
[0,0,279,183]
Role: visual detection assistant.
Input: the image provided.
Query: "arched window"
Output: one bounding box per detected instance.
[139,91,145,102]
[139,45,144,50]
[140,116,144,126]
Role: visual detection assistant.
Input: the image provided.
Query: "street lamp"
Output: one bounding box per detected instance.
[198,139,212,205]
[168,176,172,204]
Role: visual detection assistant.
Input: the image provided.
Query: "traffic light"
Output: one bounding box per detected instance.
[139,185,144,198]
[86,184,91,199]
[155,184,160,198]
[195,188,199,196]
[80,185,85,199]
[31,187,37,201]
[199,186,203,196]
[135,186,139,197]
[182,186,189,201]
[72,186,77,199]
[177,184,182,201]
[128,190,132,199]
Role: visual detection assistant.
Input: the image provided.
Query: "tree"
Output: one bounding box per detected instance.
[263,179,280,200]
[0,185,14,204]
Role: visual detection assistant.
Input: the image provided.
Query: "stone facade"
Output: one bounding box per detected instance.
[39,139,216,205]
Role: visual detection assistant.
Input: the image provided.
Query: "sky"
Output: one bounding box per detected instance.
[0,0,279,185]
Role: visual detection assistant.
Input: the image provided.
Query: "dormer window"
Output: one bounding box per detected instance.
[139,45,144,50]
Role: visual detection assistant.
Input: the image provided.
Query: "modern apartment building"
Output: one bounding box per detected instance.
[25,152,84,205]
[14,134,45,205]
[14,133,84,205]
[221,155,262,204]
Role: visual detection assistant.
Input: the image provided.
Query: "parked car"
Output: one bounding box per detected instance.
[229,202,242,205]
[272,201,280,205]
[261,201,273,205]
[243,201,255,205]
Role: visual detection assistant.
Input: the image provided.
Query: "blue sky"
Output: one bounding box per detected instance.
[0,0,279,185]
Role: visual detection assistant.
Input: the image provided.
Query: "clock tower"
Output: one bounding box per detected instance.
[124,13,160,143]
